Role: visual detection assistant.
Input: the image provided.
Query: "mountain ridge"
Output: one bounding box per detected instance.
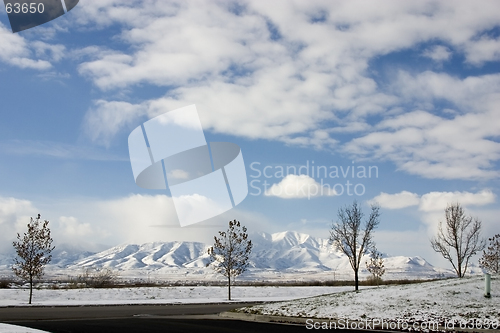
[0,231,471,280]
[66,231,457,279]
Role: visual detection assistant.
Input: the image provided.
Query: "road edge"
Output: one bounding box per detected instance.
[218,312,500,332]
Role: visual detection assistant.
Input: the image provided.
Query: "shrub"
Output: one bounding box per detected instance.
[0,279,14,289]
[77,268,118,288]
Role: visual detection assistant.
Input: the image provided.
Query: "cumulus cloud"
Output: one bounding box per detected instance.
[32,41,66,62]
[8,193,274,248]
[369,191,420,209]
[369,189,496,258]
[70,1,500,182]
[93,194,178,243]
[0,194,226,251]
[463,36,500,65]
[370,189,495,212]
[0,196,38,252]
[57,216,94,238]
[344,72,500,180]
[422,45,451,62]
[0,23,54,70]
[171,194,232,227]
[265,174,336,199]
[419,189,495,212]
[77,1,409,145]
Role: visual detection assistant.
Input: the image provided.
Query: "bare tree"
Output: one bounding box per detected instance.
[366,249,385,285]
[207,220,252,300]
[329,201,380,290]
[430,203,486,278]
[12,214,55,304]
[479,234,500,274]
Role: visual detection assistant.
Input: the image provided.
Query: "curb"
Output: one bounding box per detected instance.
[219,311,308,325]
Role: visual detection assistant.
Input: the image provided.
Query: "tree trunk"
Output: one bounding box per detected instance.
[29,276,33,304]
[228,275,231,300]
[354,269,359,291]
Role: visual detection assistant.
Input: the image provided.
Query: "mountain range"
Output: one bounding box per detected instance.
[1,231,472,281]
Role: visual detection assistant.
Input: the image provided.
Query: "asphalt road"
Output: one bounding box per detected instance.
[0,303,252,321]
[0,304,385,332]
[6,318,309,333]
[0,303,310,333]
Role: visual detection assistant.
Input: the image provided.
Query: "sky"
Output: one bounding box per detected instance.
[0,0,499,269]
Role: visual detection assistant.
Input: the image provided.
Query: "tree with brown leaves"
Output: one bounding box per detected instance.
[479,234,500,274]
[12,214,55,304]
[207,220,252,300]
[430,203,485,278]
[329,201,380,291]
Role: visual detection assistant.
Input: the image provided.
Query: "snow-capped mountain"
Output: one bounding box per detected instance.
[0,231,462,280]
[75,241,210,271]
[60,231,455,280]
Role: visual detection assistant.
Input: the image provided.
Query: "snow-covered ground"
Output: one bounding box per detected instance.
[0,324,47,333]
[236,275,500,329]
[1,277,497,332]
[0,285,357,306]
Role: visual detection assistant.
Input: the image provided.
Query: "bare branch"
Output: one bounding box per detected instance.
[329,201,380,290]
[430,203,485,278]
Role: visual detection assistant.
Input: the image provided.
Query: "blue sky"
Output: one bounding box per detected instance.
[0,1,499,268]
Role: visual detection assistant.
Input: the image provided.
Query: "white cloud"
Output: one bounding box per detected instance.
[57,216,93,237]
[0,23,53,70]
[94,194,179,244]
[369,189,496,265]
[171,194,231,227]
[32,41,66,62]
[369,191,420,209]
[167,169,189,180]
[77,1,413,144]
[370,189,495,212]
[0,194,221,250]
[0,197,38,252]
[0,194,173,250]
[463,36,500,65]
[70,1,500,182]
[0,197,36,220]
[83,100,147,146]
[265,174,336,199]
[422,45,451,62]
[344,72,500,180]
[2,193,275,248]
[419,189,495,212]
[0,193,275,250]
